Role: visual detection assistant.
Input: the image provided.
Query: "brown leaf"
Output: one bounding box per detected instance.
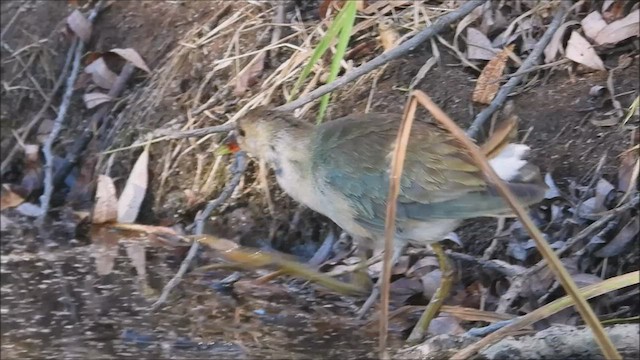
[1,184,25,210]
[83,92,113,109]
[594,9,639,45]
[66,9,92,43]
[234,52,266,96]
[319,0,334,18]
[466,27,500,61]
[109,48,151,73]
[618,145,639,192]
[84,57,118,89]
[92,175,118,224]
[117,147,149,223]
[565,31,605,71]
[472,44,514,104]
[603,0,627,22]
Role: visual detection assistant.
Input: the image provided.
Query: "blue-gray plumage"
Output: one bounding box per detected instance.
[236,107,546,251]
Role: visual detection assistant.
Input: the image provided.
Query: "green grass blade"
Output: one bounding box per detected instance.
[316,1,357,123]
[289,7,348,101]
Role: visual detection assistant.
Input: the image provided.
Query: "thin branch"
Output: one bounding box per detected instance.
[36,1,104,222]
[275,0,487,113]
[466,2,569,139]
[150,152,247,311]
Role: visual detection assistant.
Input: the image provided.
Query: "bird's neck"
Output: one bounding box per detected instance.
[268,129,312,176]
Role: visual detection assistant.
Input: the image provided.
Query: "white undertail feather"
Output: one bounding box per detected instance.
[488,144,530,181]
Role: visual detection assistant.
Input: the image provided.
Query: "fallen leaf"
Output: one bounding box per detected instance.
[618,146,639,192]
[466,27,500,61]
[602,0,627,22]
[83,92,113,109]
[109,48,151,73]
[473,44,514,104]
[454,5,484,48]
[581,12,608,41]
[595,217,640,257]
[565,31,605,71]
[15,203,43,217]
[234,52,266,96]
[66,9,92,43]
[544,20,580,63]
[319,0,334,18]
[1,184,25,210]
[93,175,118,224]
[427,314,465,336]
[85,57,118,89]
[594,9,639,45]
[117,147,149,223]
[377,17,399,52]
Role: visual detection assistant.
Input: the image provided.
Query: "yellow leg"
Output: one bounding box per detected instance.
[406,243,453,343]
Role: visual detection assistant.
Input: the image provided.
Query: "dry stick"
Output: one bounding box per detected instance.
[269,1,285,63]
[150,152,247,311]
[410,90,620,360]
[0,38,78,174]
[36,2,104,221]
[466,2,568,139]
[379,90,419,359]
[275,0,487,113]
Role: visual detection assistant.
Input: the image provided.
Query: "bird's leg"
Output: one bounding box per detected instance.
[352,245,374,291]
[356,242,406,319]
[406,242,453,343]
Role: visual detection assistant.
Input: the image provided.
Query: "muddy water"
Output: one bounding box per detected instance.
[0,241,392,359]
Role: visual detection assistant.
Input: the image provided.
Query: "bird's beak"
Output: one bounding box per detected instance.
[216,131,241,155]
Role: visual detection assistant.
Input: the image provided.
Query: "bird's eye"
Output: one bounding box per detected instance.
[237,128,246,137]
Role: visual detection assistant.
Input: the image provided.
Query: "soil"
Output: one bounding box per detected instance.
[1,0,638,359]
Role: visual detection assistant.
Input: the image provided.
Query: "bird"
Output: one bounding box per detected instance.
[230,106,546,342]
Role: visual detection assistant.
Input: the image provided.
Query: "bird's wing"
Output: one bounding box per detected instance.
[311,113,545,233]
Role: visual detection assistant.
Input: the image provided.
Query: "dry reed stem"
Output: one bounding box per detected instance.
[410,90,620,360]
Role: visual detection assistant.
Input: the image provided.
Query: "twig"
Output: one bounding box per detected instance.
[411,90,620,359]
[275,0,487,113]
[0,38,78,174]
[150,152,247,311]
[466,2,568,138]
[0,2,27,41]
[36,1,104,221]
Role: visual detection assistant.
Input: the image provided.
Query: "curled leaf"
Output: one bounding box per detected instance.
[93,175,118,224]
[85,58,118,89]
[565,31,605,71]
[109,48,151,73]
[67,9,92,43]
[473,45,514,104]
[83,92,113,109]
[117,147,149,223]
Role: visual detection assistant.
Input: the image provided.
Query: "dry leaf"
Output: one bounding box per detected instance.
[595,217,640,257]
[1,184,25,210]
[234,52,266,96]
[109,48,151,73]
[473,45,514,104]
[618,146,639,192]
[117,147,149,223]
[83,92,113,109]
[378,17,399,52]
[544,21,580,63]
[319,0,334,18]
[84,58,118,89]
[93,175,118,224]
[594,9,639,45]
[581,12,608,41]
[565,31,605,71]
[454,5,484,48]
[20,145,43,196]
[66,9,92,43]
[603,0,627,22]
[466,27,500,60]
